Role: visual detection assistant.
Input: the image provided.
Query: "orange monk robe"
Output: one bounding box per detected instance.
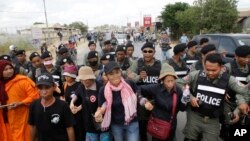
[5,75,39,141]
[0,109,8,141]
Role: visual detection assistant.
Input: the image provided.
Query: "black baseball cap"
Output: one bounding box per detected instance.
[101,54,111,61]
[58,47,68,55]
[41,51,52,59]
[59,56,74,66]
[36,73,55,87]
[0,55,11,62]
[87,51,98,59]
[29,52,40,61]
[15,50,25,56]
[116,45,126,53]
[104,61,120,74]
[141,42,154,50]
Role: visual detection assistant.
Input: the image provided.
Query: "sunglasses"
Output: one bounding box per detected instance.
[143,50,154,53]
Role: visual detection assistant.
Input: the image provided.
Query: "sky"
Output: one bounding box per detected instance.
[0,0,250,29]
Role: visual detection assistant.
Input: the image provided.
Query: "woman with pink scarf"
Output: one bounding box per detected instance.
[94,61,139,141]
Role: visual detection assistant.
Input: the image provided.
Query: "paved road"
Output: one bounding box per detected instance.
[76,40,185,141]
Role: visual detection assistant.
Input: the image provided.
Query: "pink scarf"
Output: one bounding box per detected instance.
[101,78,137,130]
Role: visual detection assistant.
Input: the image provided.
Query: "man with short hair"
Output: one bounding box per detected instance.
[83,41,102,66]
[159,31,172,60]
[185,41,199,67]
[177,53,249,141]
[115,45,133,71]
[190,44,217,72]
[29,73,75,141]
[15,50,31,74]
[128,42,161,141]
[179,33,189,44]
[221,45,250,140]
[165,43,189,78]
[102,40,115,61]
[41,51,63,97]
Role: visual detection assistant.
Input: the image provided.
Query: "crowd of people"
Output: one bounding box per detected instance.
[0,32,249,141]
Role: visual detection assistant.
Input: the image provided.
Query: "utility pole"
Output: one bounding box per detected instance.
[43,0,50,43]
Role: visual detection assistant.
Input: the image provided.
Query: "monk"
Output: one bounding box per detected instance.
[0,60,39,141]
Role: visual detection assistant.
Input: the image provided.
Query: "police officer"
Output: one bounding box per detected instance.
[0,54,27,75]
[221,45,250,140]
[83,41,102,66]
[115,45,133,71]
[41,51,64,97]
[165,43,189,78]
[55,47,71,67]
[177,53,249,141]
[190,44,216,72]
[185,41,199,67]
[15,49,32,74]
[27,52,45,81]
[102,40,115,61]
[128,42,161,141]
[86,51,101,78]
[196,38,209,59]
[126,43,138,61]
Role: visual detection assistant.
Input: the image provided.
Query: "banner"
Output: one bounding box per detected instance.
[143,16,152,27]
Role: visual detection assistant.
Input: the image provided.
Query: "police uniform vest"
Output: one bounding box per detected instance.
[119,57,131,71]
[168,58,189,78]
[137,58,161,85]
[15,61,32,74]
[227,60,250,102]
[230,60,250,84]
[195,60,203,70]
[185,53,199,66]
[193,71,229,118]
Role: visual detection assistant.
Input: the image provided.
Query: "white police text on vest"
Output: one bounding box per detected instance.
[143,76,158,83]
[196,93,222,106]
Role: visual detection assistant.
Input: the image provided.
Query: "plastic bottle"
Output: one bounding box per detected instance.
[181,85,191,104]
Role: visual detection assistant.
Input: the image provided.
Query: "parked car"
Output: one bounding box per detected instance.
[116,34,127,45]
[192,34,250,58]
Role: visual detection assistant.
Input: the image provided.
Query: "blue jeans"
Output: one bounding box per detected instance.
[162,50,171,61]
[85,132,111,141]
[111,121,139,141]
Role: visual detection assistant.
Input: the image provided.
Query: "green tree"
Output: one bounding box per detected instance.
[194,0,238,33]
[68,21,88,33]
[161,2,189,39]
[176,6,201,36]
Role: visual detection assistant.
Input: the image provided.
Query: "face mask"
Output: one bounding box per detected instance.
[43,60,53,65]
[89,61,98,66]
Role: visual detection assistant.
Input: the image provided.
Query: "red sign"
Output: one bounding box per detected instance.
[135,21,139,28]
[127,23,131,28]
[143,16,152,27]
